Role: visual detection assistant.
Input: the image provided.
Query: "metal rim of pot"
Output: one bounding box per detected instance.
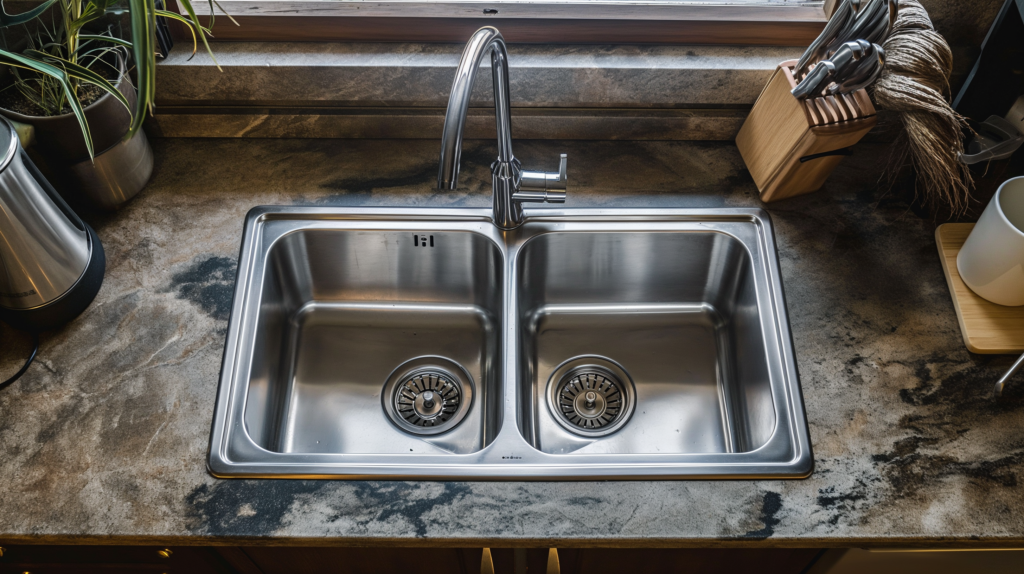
[0,49,133,161]
[0,48,129,121]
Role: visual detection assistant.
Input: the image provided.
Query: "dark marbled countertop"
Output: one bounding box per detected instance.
[1,138,1022,547]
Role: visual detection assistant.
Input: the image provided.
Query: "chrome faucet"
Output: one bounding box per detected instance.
[437,26,567,230]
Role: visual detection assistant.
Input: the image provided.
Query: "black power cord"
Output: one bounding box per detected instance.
[1,331,39,390]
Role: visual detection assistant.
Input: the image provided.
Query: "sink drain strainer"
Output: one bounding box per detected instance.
[547,356,635,437]
[383,356,473,436]
[396,371,461,426]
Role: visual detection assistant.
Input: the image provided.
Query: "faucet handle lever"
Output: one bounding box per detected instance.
[554,153,567,190]
[515,153,568,203]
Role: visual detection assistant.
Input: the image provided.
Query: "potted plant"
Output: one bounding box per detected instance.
[0,0,230,209]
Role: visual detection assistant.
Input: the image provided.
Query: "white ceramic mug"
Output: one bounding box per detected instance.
[957,176,1024,306]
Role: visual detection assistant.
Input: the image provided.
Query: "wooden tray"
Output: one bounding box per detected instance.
[936,223,1024,354]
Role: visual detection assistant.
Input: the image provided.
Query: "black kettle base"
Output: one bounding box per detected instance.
[0,224,106,333]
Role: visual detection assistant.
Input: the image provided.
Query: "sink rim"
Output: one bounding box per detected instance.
[208,206,813,480]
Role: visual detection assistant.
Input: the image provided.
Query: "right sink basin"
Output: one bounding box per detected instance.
[516,229,777,456]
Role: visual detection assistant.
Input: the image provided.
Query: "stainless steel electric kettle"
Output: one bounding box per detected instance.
[0,116,105,332]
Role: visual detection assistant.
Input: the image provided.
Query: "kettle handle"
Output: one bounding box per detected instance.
[20,149,87,233]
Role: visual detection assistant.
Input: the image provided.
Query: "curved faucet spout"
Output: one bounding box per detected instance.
[438,26,567,230]
[437,26,514,191]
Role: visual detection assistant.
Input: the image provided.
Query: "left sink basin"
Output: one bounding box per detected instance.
[214,212,506,469]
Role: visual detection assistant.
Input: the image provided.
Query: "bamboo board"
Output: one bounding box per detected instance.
[936,223,1024,354]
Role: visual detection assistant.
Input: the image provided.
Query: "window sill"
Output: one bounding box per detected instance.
[151,42,802,140]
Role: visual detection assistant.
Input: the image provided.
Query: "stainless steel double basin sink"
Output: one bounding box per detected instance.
[208,207,812,479]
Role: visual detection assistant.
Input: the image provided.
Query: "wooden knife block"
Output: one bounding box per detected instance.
[736,60,877,203]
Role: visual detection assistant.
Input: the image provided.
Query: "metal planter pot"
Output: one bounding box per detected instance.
[0,59,153,210]
[66,125,154,210]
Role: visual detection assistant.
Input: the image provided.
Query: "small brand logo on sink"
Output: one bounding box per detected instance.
[501,455,522,460]
[413,234,434,247]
